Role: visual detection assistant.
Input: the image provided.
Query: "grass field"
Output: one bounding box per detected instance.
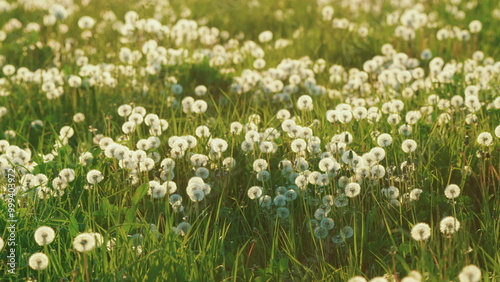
[0,0,499,281]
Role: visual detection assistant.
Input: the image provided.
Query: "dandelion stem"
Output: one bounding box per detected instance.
[83,252,90,282]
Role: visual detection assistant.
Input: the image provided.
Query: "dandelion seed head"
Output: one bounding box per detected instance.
[173,222,190,236]
[256,170,270,181]
[377,133,392,147]
[401,139,417,153]
[314,226,328,239]
[444,184,461,199]
[440,216,460,235]
[73,233,96,253]
[477,132,493,146]
[345,182,361,198]
[28,252,49,270]
[258,195,272,209]
[458,264,482,282]
[247,186,263,200]
[409,188,423,201]
[34,226,56,246]
[276,207,290,219]
[348,276,368,282]
[320,217,335,230]
[411,223,431,241]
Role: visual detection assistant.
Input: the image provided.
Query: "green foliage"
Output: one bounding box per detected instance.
[0,0,499,281]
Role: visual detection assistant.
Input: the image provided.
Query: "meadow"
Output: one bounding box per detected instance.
[0,0,499,281]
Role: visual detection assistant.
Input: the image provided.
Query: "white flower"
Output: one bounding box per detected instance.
[122,121,136,134]
[369,277,388,282]
[78,16,95,29]
[144,114,159,126]
[258,30,273,43]
[444,184,460,199]
[276,109,291,120]
[188,188,205,202]
[440,216,460,235]
[68,76,82,88]
[348,276,367,282]
[59,168,76,182]
[73,233,96,253]
[247,186,263,200]
[345,183,361,198]
[52,177,68,190]
[128,113,144,125]
[411,223,431,241]
[148,181,166,198]
[468,20,482,33]
[370,147,385,161]
[297,95,313,111]
[59,126,74,138]
[34,226,56,246]
[385,186,399,199]
[79,152,93,165]
[28,252,49,270]
[410,189,423,201]
[99,137,114,150]
[194,85,207,96]
[377,133,393,147]
[291,138,307,153]
[191,100,208,114]
[477,132,493,146]
[252,159,268,172]
[401,139,417,153]
[371,165,386,178]
[210,138,228,153]
[230,122,243,135]
[118,104,132,117]
[458,264,482,282]
[195,126,210,138]
[86,170,103,184]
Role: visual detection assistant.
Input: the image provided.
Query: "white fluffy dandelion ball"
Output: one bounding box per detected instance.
[439,216,460,235]
[477,132,493,146]
[348,276,367,282]
[73,233,96,253]
[377,133,393,147]
[444,184,461,199]
[410,223,431,241]
[495,125,500,138]
[34,226,56,246]
[458,264,482,282]
[345,183,361,198]
[258,30,273,43]
[29,252,49,270]
[247,186,263,200]
[401,139,417,153]
[86,169,104,184]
